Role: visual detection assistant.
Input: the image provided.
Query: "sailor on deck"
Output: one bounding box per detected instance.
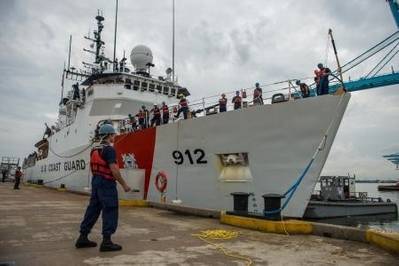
[76,124,131,252]
[314,63,331,95]
[150,104,161,127]
[253,82,263,105]
[219,93,227,112]
[232,91,242,110]
[175,94,189,119]
[162,102,170,124]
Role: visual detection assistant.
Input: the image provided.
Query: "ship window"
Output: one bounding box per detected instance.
[149,83,155,92]
[124,84,132,90]
[126,78,132,84]
[156,85,162,93]
[133,80,140,90]
[170,88,176,97]
[141,82,148,91]
[89,99,146,116]
[163,87,169,95]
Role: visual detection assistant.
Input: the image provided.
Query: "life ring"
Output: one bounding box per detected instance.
[155,171,168,193]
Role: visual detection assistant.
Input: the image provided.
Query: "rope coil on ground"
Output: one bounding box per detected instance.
[192,229,253,266]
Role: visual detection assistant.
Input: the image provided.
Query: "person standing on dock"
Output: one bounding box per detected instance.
[13,167,22,190]
[76,124,131,252]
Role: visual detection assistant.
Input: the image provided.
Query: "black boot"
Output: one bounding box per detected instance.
[100,236,122,252]
[75,234,97,248]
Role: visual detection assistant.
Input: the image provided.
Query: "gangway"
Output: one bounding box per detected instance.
[329,72,399,93]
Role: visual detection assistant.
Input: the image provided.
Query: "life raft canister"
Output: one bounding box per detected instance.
[155,171,168,193]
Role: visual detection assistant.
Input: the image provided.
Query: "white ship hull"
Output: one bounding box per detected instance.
[25,93,350,218]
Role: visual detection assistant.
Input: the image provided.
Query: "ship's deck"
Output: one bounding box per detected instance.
[0,183,397,265]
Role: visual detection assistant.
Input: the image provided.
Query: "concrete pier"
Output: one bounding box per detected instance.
[0,183,398,265]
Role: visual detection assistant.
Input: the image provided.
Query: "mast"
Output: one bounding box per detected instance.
[67,35,72,70]
[172,0,175,83]
[60,62,65,104]
[113,0,119,72]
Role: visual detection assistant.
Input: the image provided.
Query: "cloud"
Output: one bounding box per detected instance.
[0,0,398,179]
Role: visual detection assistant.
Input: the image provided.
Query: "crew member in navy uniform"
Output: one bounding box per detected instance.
[75,124,131,252]
[296,80,310,98]
[174,95,189,119]
[232,91,242,110]
[136,110,145,130]
[161,102,169,124]
[219,93,227,112]
[150,104,161,127]
[254,82,263,105]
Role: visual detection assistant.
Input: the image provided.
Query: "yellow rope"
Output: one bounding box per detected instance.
[192,229,253,266]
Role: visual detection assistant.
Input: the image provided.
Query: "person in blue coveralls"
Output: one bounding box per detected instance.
[75,124,131,252]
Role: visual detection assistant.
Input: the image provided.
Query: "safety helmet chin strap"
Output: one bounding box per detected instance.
[99,134,112,144]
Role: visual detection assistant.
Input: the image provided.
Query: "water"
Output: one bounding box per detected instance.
[313,182,399,232]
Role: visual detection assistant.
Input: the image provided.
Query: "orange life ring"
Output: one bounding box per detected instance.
[155,171,168,193]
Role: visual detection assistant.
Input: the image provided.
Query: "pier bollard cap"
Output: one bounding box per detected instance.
[99,124,116,135]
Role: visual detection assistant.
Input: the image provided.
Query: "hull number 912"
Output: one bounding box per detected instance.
[172,149,207,165]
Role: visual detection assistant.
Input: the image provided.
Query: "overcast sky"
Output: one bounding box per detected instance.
[0,0,398,179]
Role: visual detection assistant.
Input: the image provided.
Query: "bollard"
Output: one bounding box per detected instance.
[37,179,44,185]
[230,192,250,214]
[60,184,66,189]
[263,193,284,220]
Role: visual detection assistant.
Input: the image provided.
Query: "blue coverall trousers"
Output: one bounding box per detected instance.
[319,76,330,95]
[79,175,118,237]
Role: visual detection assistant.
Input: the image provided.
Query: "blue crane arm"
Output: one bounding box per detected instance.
[388,0,399,29]
[328,72,399,93]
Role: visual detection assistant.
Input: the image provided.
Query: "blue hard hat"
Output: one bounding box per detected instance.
[99,124,116,135]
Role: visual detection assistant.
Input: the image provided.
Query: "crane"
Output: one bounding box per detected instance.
[315,0,399,94]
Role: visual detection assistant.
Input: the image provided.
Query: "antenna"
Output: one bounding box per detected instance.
[172,0,175,83]
[67,35,72,70]
[113,0,119,72]
[60,62,65,105]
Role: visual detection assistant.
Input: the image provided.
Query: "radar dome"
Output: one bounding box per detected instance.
[130,45,153,73]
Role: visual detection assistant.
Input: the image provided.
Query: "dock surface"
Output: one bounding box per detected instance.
[0,183,398,265]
